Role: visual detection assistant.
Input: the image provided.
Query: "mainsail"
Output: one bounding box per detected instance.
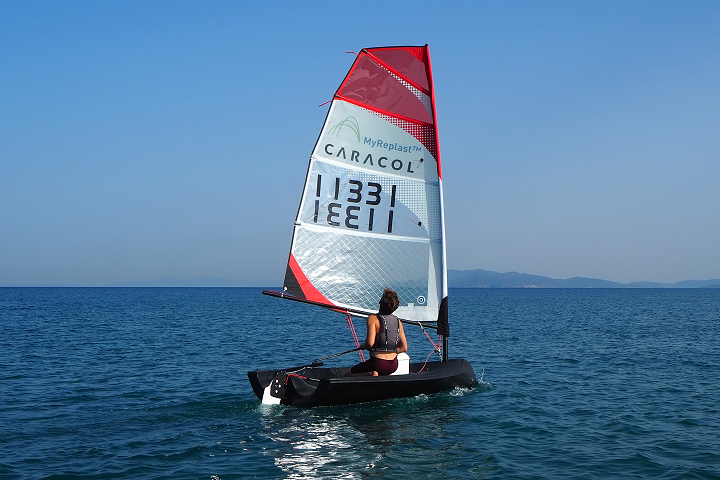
[282,45,448,334]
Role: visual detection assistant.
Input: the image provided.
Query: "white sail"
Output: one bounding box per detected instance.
[283,46,448,327]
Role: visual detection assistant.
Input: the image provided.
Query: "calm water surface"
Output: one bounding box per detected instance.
[1,288,719,479]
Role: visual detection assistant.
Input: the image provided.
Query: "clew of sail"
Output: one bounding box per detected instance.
[282,45,448,332]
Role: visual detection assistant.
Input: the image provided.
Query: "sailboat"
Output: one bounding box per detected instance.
[248,45,476,407]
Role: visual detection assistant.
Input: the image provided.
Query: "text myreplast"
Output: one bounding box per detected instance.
[363,137,422,154]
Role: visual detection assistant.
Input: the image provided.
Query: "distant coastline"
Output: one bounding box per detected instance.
[448,269,720,288]
[2,271,719,288]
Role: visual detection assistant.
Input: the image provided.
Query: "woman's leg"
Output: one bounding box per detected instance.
[345,358,379,377]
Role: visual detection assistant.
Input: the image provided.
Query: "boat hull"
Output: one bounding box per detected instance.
[247,359,476,407]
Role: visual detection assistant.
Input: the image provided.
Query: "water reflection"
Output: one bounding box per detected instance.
[261,407,369,479]
[259,388,491,479]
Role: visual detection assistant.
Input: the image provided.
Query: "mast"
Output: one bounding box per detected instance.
[425,45,449,362]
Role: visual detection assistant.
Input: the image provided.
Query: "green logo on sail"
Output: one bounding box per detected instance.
[328,116,360,142]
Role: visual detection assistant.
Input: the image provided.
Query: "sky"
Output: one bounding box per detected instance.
[1,1,719,286]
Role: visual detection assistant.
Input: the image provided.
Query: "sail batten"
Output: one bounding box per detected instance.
[333,96,434,127]
[283,45,447,324]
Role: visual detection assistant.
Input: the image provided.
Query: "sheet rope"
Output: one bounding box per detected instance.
[416,321,442,373]
[346,311,366,362]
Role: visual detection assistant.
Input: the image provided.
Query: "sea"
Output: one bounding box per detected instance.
[1,287,719,480]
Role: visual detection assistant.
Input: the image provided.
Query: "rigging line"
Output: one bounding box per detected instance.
[313,347,361,363]
[416,349,436,374]
[285,373,307,384]
[346,310,365,362]
[282,363,321,373]
[318,99,332,107]
[417,320,441,354]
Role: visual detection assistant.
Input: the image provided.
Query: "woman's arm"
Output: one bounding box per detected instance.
[359,314,379,350]
[397,321,408,353]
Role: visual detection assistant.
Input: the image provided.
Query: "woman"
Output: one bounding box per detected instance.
[347,288,408,376]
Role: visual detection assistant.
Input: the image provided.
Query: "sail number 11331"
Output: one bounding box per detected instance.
[312,175,397,233]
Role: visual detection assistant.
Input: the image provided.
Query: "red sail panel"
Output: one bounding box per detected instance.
[287,253,332,305]
[337,55,433,125]
[366,47,430,92]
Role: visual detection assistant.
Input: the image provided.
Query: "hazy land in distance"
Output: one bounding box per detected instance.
[2,270,719,288]
[448,269,720,289]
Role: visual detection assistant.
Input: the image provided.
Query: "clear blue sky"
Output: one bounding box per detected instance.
[1,1,718,286]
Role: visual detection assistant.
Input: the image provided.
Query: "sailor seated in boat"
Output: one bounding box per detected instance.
[346,288,408,376]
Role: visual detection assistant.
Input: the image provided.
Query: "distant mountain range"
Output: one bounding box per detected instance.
[111,271,720,289]
[448,269,720,288]
[4,272,719,289]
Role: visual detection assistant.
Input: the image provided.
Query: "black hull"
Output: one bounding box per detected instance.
[247,359,476,407]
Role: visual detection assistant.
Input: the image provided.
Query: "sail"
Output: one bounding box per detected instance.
[282,45,448,329]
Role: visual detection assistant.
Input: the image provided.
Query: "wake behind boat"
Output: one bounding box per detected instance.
[248,45,476,407]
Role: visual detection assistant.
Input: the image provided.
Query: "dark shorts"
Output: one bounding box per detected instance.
[350,356,398,376]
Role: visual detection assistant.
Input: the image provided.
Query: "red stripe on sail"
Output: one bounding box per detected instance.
[380,45,427,63]
[332,97,439,168]
[425,46,442,179]
[366,108,438,163]
[365,47,430,93]
[337,54,433,125]
[288,253,332,305]
[334,95,433,128]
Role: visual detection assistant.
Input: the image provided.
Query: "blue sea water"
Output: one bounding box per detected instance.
[1,287,719,480]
